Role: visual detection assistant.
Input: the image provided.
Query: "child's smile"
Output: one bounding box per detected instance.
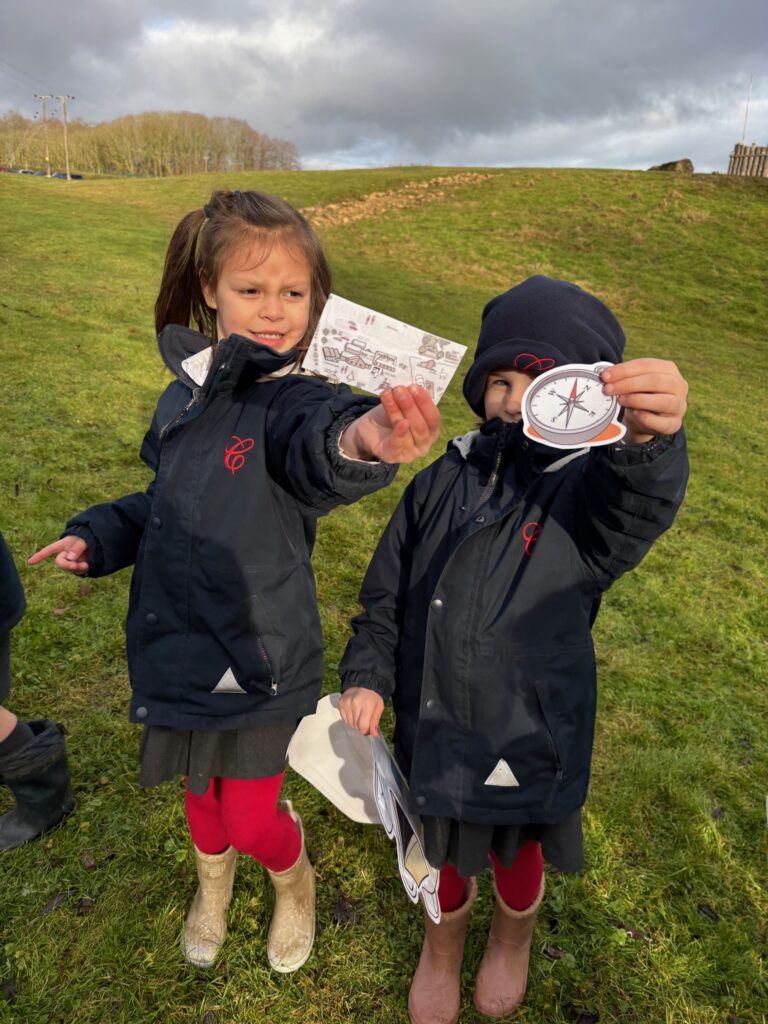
[203,240,312,352]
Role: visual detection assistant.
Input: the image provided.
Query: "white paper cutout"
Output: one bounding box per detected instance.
[287,694,441,921]
[212,667,247,694]
[521,362,626,450]
[304,294,466,404]
[484,759,520,787]
[287,694,380,824]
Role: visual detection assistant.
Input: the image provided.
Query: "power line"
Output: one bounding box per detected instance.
[0,55,58,94]
[0,66,40,94]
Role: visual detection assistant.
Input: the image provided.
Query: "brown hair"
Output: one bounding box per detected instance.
[154,189,331,359]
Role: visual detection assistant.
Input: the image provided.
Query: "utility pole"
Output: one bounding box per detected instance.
[56,95,75,180]
[740,77,753,145]
[34,94,53,177]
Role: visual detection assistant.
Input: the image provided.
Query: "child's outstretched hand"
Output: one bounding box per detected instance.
[601,359,688,444]
[338,687,385,737]
[340,384,440,463]
[28,536,90,575]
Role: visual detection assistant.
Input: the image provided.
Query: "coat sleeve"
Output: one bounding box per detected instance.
[62,408,162,579]
[264,378,397,513]
[573,428,689,587]
[338,473,425,700]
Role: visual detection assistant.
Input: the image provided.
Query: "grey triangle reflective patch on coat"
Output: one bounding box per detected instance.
[212,667,247,694]
[484,759,520,787]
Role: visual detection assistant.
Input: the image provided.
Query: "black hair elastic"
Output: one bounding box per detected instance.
[234,190,242,202]
[203,204,212,218]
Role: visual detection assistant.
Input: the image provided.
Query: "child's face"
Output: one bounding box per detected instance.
[483,368,535,422]
[203,239,312,351]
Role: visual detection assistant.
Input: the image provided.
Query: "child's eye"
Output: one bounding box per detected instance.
[286,289,306,299]
[239,288,259,295]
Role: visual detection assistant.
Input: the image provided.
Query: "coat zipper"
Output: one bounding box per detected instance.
[255,636,278,696]
[160,355,230,440]
[159,386,202,441]
[472,425,510,511]
[533,681,565,784]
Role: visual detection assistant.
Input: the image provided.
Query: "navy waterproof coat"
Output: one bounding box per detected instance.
[340,421,688,825]
[66,326,395,730]
[0,531,26,636]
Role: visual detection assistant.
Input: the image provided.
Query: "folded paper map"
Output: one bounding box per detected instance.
[304,293,466,403]
[287,694,442,922]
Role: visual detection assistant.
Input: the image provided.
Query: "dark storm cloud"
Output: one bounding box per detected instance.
[1,0,766,170]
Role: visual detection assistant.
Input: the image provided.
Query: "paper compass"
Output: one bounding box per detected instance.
[522,362,626,449]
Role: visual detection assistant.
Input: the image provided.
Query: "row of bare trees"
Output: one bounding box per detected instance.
[0,110,299,176]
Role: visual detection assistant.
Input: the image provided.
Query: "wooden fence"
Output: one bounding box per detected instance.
[727,143,768,178]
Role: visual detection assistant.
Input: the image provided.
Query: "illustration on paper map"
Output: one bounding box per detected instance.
[303,294,467,403]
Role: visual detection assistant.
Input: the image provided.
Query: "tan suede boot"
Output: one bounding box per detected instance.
[408,877,477,1024]
[472,876,545,1018]
[182,844,238,968]
[265,800,315,973]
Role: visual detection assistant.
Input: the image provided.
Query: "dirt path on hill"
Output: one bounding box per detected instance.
[303,171,496,228]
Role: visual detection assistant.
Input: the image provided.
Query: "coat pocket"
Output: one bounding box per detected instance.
[530,648,596,784]
[465,647,596,817]
[188,557,283,697]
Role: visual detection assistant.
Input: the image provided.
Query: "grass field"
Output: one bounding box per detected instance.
[0,166,766,1024]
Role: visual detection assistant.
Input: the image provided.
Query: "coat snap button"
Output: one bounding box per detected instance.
[431,598,443,610]
[145,612,158,625]
[426,698,436,710]
[151,516,161,528]
[415,796,426,807]
[474,514,486,524]
[135,707,148,720]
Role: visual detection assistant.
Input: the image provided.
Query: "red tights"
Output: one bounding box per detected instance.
[438,840,544,913]
[184,774,301,873]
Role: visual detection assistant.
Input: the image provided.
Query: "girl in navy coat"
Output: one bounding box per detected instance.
[339,276,689,1023]
[30,189,440,973]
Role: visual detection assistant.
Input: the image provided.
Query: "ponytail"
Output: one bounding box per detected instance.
[154,209,212,336]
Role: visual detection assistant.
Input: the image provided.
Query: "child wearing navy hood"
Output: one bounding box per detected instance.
[339,276,689,1024]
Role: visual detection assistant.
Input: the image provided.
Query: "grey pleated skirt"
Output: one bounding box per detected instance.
[139,721,298,795]
[422,808,584,877]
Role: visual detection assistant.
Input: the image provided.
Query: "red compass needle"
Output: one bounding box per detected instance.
[564,378,578,427]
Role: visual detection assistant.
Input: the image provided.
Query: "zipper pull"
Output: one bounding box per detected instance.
[159,387,203,441]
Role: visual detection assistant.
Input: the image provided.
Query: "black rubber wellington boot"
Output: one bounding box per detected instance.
[0,719,75,852]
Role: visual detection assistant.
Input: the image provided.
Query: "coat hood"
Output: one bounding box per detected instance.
[462,276,626,416]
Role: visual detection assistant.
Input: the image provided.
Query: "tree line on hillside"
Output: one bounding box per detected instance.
[0,110,299,176]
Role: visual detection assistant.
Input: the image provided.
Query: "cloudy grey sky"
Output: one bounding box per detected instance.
[1,0,766,172]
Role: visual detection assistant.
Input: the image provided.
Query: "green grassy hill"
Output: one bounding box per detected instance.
[0,168,766,1023]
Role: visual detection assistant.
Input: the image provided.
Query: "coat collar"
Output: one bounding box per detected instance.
[157,324,301,390]
[451,419,587,479]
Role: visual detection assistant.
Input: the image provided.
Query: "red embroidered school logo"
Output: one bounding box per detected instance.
[224,435,254,475]
[514,353,556,374]
[522,521,542,556]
